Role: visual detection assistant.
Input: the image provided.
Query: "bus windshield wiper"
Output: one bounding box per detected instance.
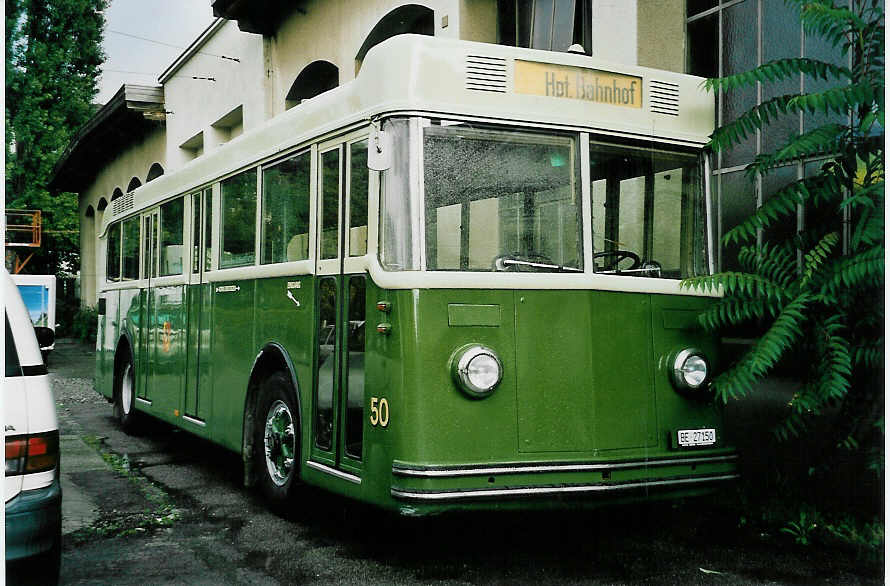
[494,257,583,273]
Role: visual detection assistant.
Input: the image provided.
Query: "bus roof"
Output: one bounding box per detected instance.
[102,34,714,232]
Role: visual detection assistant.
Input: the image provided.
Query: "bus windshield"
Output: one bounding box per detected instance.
[380,118,709,278]
[424,125,581,272]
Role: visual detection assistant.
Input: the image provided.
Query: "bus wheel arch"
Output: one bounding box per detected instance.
[243,345,303,497]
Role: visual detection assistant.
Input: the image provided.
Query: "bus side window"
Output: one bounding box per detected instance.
[261,152,310,264]
[220,168,258,268]
[160,197,185,276]
[319,149,341,260]
[107,222,121,282]
[121,217,140,280]
[348,139,368,256]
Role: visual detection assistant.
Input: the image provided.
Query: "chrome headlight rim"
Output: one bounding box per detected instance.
[450,344,503,398]
[671,347,711,392]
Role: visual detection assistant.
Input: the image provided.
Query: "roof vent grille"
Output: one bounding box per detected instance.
[650,80,680,116]
[466,55,507,93]
[112,192,135,216]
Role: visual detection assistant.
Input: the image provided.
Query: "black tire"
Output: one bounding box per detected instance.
[254,371,300,509]
[39,530,62,585]
[113,354,140,433]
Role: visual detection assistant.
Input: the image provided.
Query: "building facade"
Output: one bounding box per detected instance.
[685,0,852,271]
[53,0,835,306]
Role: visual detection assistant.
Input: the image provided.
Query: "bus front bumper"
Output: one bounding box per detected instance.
[391,453,739,503]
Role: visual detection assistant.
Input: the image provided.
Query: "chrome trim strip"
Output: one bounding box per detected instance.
[392,454,738,478]
[306,460,362,485]
[182,415,206,427]
[135,397,152,406]
[703,151,716,275]
[392,474,740,501]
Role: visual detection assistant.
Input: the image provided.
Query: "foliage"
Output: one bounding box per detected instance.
[779,505,883,560]
[6,0,106,275]
[71,306,98,344]
[781,509,821,546]
[682,0,883,467]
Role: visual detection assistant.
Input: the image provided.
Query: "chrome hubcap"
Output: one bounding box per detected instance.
[121,364,133,415]
[264,400,296,486]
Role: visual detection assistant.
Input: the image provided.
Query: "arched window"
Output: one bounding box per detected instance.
[127,177,141,193]
[97,198,108,211]
[110,188,123,201]
[84,205,95,218]
[355,4,434,73]
[285,61,339,110]
[146,163,164,182]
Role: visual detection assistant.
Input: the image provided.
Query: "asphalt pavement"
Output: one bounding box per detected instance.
[10,338,881,585]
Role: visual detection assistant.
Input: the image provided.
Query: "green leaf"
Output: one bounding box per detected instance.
[712,294,811,402]
[703,58,851,93]
[746,124,847,176]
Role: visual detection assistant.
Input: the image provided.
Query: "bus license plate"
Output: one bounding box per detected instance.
[677,428,716,447]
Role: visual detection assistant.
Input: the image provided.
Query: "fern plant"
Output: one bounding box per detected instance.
[682,0,884,468]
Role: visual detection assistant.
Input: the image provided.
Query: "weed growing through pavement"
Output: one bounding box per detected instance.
[69,435,182,542]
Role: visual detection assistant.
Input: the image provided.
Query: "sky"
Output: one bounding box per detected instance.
[97,0,216,104]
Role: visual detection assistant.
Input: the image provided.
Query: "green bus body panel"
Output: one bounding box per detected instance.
[515,290,656,453]
[97,276,734,514]
[209,281,255,452]
[446,304,502,327]
[254,276,317,474]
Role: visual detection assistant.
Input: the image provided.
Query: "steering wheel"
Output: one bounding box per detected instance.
[592,250,641,272]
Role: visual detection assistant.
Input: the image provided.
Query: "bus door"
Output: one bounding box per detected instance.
[184,188,213,423]
[146,197,187,416]
[311,134,369,480]
[138,210,158,403]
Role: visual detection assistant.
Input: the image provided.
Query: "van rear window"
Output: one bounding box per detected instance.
[5,314,21,377]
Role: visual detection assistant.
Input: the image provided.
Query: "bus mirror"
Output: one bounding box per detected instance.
[367,127,392,171]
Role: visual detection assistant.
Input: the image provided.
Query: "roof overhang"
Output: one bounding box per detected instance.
[49,85,165,193]
[211,0,305,35]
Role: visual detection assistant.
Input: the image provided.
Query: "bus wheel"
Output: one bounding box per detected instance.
[254,372,299,508]
[114,358,140,433]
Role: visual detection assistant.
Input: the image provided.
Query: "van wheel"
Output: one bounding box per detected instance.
[254,372,300,509]
[114,358,140,433]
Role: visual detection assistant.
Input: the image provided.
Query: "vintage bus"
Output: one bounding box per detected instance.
[95,34,738,515]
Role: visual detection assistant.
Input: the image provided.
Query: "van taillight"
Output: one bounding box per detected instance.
[5,431,59,476]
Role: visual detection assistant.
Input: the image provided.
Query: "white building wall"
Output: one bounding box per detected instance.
[79,126,166,305]
[267,0,461,119]
[163,20,265,169]
[591,0,637,65]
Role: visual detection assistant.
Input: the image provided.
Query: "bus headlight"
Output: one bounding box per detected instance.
[451,345,503,398]
[671,348,710,392]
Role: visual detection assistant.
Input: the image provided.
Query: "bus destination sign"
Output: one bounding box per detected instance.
[514,60,642,109]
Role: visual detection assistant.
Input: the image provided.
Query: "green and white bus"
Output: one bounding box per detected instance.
[96,35,738,515]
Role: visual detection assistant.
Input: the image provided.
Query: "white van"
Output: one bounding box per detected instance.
[4,268,61,583]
